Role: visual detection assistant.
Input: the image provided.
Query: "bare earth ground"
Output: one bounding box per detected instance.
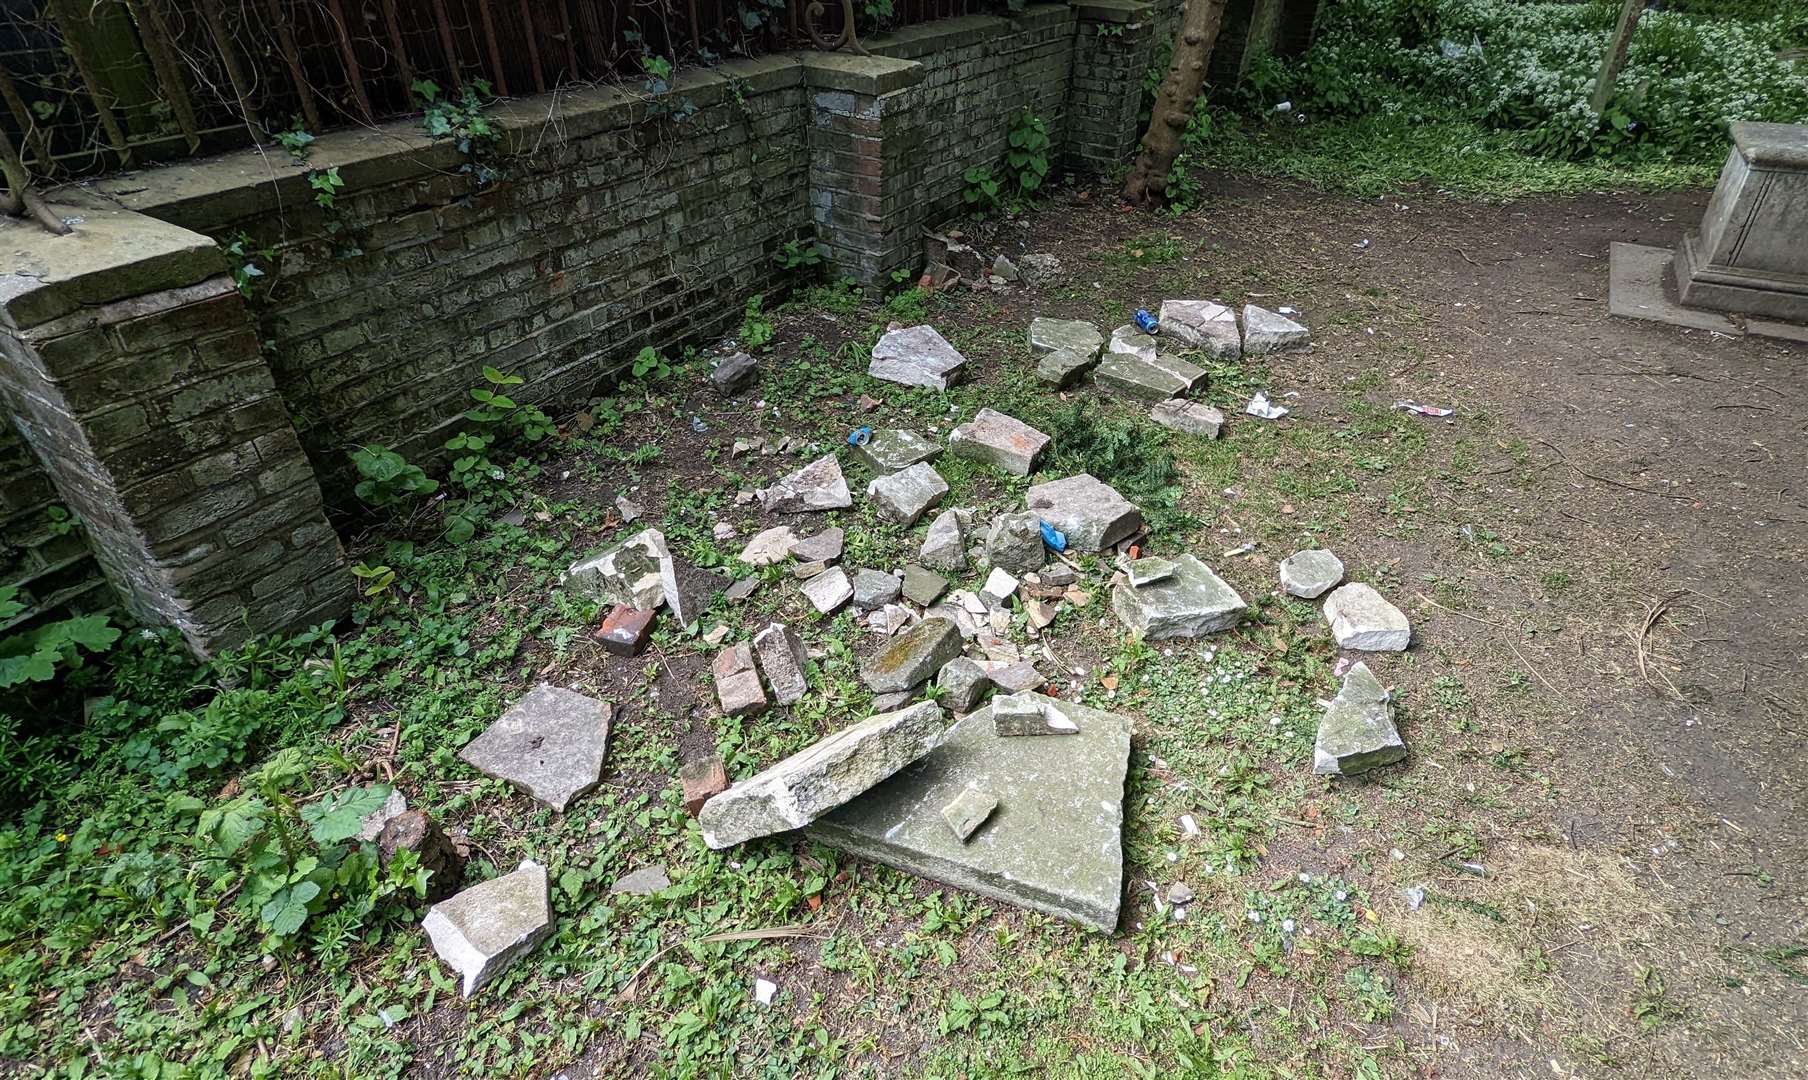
[296,174,1808,1078]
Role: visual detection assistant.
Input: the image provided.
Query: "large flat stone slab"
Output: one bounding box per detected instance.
[855,428,942,474]
[867,461,949,525]
[459,685,612,811]
[1036,347,1097,388]
[1028,317,1103,358]
[759,455,852,513]
[1313,662,1407,776]
[1093,351,1204,400]
[807,694,1131,933]
[1024,473,1142,552]
[699,701,946,848]
[1111,553,1246,640]
[948,408,1050,477]
[869,325,968,389]
[1159,300,1240,358]
[423,860,553,997]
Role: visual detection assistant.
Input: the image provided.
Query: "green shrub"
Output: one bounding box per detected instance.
[0,585,119,690]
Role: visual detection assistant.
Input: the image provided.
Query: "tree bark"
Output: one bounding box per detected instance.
[1123,0,1230,208]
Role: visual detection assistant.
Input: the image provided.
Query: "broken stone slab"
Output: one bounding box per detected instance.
[1028,316,1104,358]
[984,512,1046,574]
[1126,556,1176,588]
[793,560,829,580]
[753,622,810,706]
[992,254,1019,282]
[724,577,760,602]
[852,568,903,611]
[901,563,948,606]
[1313,662,1407,776]
[1018,252,1062,283]
[1150,398,1226,439]
[1111,553,1247,640]
[679,755,728,817]
[1093,351,1204,401]
[713,642,768,718]
[699,701,947,848]
[1159,300,1241,359]
[422,860,553,997]
[738,525,798,567]
[868,325,968,390]
[980,567,1019,608]
[1279,549,1344,600]
[860,617,963,692]
[1024,597,1058,630]
[800,566,854,614]
[1323,583,1410,651]
[1242,305,1310,354]
[942,787,998,842]
[712,351,759,394]
[759,455,852,513]
[920,509,968,573]
[789,527,844,565]
[1025,473,1143,553]
[854,429,942,474]
[978,659,1043,693]
[595,604,655,656]
[866,461,949,526]
[1036,347,1098,388]
[992,692,1080,736]
[566,528,669,609]
[807,694,1131,934]
[936,656,992,712]
[611,865,671,896]
[948,408,1051,477]
[459,685,612,812]
[1107,324,1158,362]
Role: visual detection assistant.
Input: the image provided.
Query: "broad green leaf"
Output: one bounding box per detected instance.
[301,784,393,845]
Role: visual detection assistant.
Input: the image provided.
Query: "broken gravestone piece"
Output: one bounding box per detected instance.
[948,408,1051,477]
[854,428,942,474]
[852,568,903,611]
[713,641,768,717]
[378,809,465,903]
[566,528,668,609]
[1025,473,1142,552]
[661,555,721,630]
[867,462,949,526]
[1279,549,1344,599]
[759,455,852,513]
[901,563,948,606]
[992,692,1079,736]
[1323,583,1410,651]
[1150,398,1225,439]
[611,865,671,896]
[941,787,998,842]
[1313,662,1407,776]
[1107,324,1158,362]
[936,656,992,712]
[789,526,845,565]
[753,622,810,705]
[978,659,1043,693]
[357,788,408,842]
[738,525,798,567]
[868,325,969,389]
[459,685,612,812]
[422,860,552,997]
[807,694,1130,933]
[1126,556,1176,588]
[1036,347,1098,388]
[1242,305,1310,354]
[1028,316,1104,358]
[712,351,759,394]
[1111,553,1247,640]
[984,512,1047,574]
[1159,300,1241,359]
[699,701,947,848]
[920,509,968,573]
[860,617,963,692]
[1093,351,1207,401]
[680,755,728,817]
[980,567,1019,608]
[799,566,854,614]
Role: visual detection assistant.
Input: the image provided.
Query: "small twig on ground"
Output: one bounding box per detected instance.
[617,924,829,1001]
[1449,247,1481,267]
[1635,591,1686,700]
[1535,437,1696,503]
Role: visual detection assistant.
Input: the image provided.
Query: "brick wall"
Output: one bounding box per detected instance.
[0,408,107,630]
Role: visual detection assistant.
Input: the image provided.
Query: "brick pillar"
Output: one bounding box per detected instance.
[0,199,352,656]
[801,53,928,287]
[1067,0,1161,173]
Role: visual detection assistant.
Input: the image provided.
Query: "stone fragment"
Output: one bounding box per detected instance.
[1025,473,1143,553]
[1126,556,1176,588]
[712,351,759,394]
[1107,324,1158,362]
[992,254,1019,282]
[704,624,730,646]
[615,494,643,523]
[1036,347,1097,388]
[595,604,655,656]
[800,566,854,614]
[942,787,998,842]
[789,527,845,564]
[738,525,798,567]
[611,865,671,895]
[993,692,1079,736]
[920,509,968,572]
[1323,583,1410,651]
[679,755,728,817]
[1242,305,1310,354]
[1150,398,1226,438]
[1093,351,1206,401]
[357,788,408,842]
[860,617,963,692]
[1280,549,1344,600]
[948,408,1051,477]
[661,556,720,629]
[759,455,852,513]
[984,512,1046,574]
[713,642,768,718]
[866,461,949,525]
[699,701,947,848]
[901,563,948,606]
[855,429,942,474]
[459,685,612,812]
[1111,554,1247,640]
[867,604,914,635]
[378,810,465,902]
[980,567,1019,608]
[712,522,737,542]
[1039,563,1077,588]
[808,695,1131,933]
[1313,662,1407,775]
[852,568,903,611]
[871,686,920,712]
[566,528,668,609]
[978,659,1043,693]
[422,860,552,997]
[869,325,968,389]
[936,657,993,712]
[1167,881,1196,906]
[724,577,760,602]
[1028,317,1104,358]
[753,622,810,706]
[1159,300,1241,358]
[1018,252,1062,283]
[793,560,828,580]
[1024,598,1058,630]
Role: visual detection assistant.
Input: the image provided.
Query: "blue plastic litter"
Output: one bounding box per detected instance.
[1134,308,1159,334]
[847,426,872,446]
[1039,519,1067,552]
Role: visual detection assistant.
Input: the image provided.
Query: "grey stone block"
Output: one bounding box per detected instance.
[1111,553,1246,640]
[458,684,613,811]
[423,860,553,997]
[1313,662,1407,776]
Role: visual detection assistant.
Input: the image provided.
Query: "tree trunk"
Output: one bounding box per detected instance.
[1123,0,1230,208]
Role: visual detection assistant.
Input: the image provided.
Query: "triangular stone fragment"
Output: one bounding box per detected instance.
[1242,305,1310,354]
[458,685,612,811]
[566,528,668,609]
[868,325,968,389]
[759,455,852,513]
[1323,583,1410,650]
[1313,662,1407,775]
[423,860,553,997]
[807,694,1131,933]
[1159,300,1241,358]
[1107,324,1158,362]
[1111,554,1246,639]
[1025,473,1142,552]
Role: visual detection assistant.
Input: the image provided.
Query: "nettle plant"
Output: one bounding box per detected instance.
[1003,108,1052,202]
